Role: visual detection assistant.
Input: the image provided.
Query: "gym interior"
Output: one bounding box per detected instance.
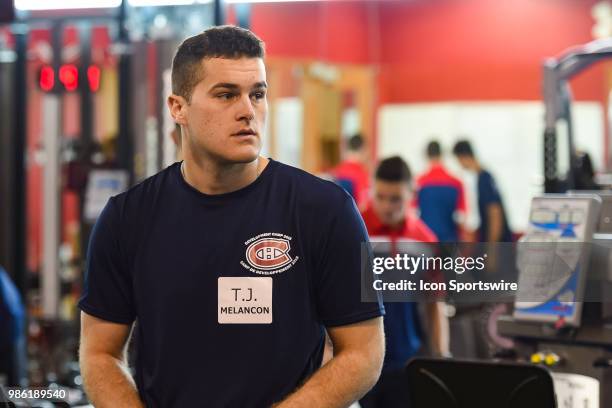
[1,0,612,407]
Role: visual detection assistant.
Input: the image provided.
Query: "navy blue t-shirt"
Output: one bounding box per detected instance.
[477,170,512,242]
[78,159,383,408]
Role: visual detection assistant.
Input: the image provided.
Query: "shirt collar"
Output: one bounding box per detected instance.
[364,205,409,237]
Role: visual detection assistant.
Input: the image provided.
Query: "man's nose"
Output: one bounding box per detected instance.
[235,94,255,122]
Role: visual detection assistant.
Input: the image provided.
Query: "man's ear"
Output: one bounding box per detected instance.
[168,94,188,125]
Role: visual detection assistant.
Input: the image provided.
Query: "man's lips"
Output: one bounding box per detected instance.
[232,129,257,136]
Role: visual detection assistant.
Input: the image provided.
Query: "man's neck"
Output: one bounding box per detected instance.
[378,214,405,232]
[387,220,405,231]
[181,154,268,195]
[463,159,480,172]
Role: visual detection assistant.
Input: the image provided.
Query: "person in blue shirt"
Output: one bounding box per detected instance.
[78,26,384,408]
[415,141,467,242]
[452,140,512,243]
[452,140,514,358]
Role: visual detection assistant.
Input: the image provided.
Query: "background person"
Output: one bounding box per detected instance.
[332,133,371,210]
[415,140,467,242]
[452,140,512,243]
[360,156,449,408]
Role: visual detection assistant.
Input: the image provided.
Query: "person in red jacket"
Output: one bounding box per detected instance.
[332,133,370,210]
[360,156,449,408]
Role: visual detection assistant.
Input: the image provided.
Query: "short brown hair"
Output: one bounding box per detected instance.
[171,25,265,102]
[452,140,475,158]
[426,140,441,158]
[375,156,412,184]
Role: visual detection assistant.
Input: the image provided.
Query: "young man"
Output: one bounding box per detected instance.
[415,141,467,242]
[452,140,514,358]
[332,133,370,210]
[360,156,449,408]
[78,26,384,408]
[452,140,512,243]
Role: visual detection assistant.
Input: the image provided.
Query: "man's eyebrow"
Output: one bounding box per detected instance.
[210,83,240,91]
[209,82,268,92]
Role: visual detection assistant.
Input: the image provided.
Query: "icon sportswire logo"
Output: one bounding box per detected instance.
[241,233,300,275]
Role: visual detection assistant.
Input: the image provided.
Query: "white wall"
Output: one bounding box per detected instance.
[378,101,604,232]
[263,97,303,168]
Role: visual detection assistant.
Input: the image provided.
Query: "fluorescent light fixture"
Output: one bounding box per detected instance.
[16,0,320,10]
[16,0,211,9]
[131,0,318,4]
[16,0,122,10]
[129,0,199,6]
[226,0,318,2]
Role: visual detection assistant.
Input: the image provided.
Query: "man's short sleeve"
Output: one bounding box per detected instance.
[313,196,384,327]
[78,197,135,324]
[479,172,502,207]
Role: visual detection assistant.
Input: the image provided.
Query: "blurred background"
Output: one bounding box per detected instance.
[2,0,612,406]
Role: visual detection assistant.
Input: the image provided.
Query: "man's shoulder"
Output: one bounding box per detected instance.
[333,160,368,177]
[478,169,494,181]
[111,163,177,213]
[274,160,352,209]
[439,166,463,186]
[478,169,499,190]
[418,165,463,188]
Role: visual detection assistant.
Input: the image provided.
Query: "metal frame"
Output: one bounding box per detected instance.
[14,26,27,298]
[543,39,612,193]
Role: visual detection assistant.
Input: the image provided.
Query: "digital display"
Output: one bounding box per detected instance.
[515,195,600,327]
[558,210,571,224]
[571,210,584,225]
[530,209,555,224]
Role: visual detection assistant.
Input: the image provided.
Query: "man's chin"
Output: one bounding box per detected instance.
[223,150,260,164]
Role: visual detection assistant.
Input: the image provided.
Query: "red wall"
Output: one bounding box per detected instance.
[251,1,375,64]
[251,0,607,104]
[250,0,609,163]
[377,0,605,103]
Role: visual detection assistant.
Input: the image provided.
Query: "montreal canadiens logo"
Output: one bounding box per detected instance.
[246,238,293,270]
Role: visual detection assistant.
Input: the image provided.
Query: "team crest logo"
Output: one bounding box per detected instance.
[241,233,299,275]
[247,238,292,270]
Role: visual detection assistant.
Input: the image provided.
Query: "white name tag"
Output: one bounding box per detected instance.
[218,277,273,324]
